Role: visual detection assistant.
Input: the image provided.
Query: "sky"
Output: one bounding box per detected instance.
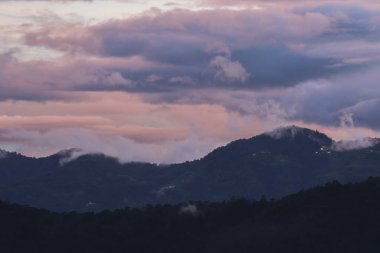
[1,0,380,163]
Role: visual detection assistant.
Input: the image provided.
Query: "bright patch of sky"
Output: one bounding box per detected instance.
[0,1,201,25]
[0,0,202,61]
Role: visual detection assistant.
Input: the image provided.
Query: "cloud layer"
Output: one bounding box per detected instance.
[1,0,380,162]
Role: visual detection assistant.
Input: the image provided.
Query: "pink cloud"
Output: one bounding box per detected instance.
[23,8,332,55]
[0,53,165,100]
[0,89,380,163]
[0,6,333,99]
[0,91,288,162]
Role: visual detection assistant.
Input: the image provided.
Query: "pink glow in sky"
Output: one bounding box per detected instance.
[1,0,380,163]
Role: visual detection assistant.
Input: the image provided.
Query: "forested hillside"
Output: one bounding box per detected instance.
[1,178,380,253]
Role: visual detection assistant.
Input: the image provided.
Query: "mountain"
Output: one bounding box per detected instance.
[1,125,380,211]
[1,178,380,253]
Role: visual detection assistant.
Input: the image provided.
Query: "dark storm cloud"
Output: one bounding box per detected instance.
[22,8,334,90]
[100,32,209,66]
[21,4,380,94]
[233,46,339,88]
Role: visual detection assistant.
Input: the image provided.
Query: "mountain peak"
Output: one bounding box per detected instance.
[266,125,305,139]
[265,125,333,146]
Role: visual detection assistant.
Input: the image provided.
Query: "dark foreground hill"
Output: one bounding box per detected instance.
[1,178,380,253]
[1,126,380,211]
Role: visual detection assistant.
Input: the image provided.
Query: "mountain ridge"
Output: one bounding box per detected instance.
[0,125,376,163]
[1,125,380,211]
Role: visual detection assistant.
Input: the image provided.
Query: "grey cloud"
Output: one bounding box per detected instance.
[0,127,220,164]
[210,56,250,83]
[275,66,380,129]
[100,33,209,66]
[169,76,195,85]
[299,3,380,42]
[142,62,380,132]
[2,3,379,103]
[201,0,380,5]
[0,53,12,81]
[21,8,335,90]
[0,54,62,101]
[332,138,379,151]
[342,99,380,130]
[0,150,8,159]
[234,46,342,88]
[179,204,200,216]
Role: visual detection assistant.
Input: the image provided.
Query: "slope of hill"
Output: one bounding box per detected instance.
[0,178,380,253]
[1,126,380,211]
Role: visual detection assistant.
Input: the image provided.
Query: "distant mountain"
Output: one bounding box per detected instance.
[1,125,380,211]
[1,178,380,253]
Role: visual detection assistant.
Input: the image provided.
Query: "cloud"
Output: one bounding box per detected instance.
[200,0,380,6]
[0,127,226,164]
[332,138,379,151]
[341,99,380,130]
[94,72,135,87]
[156,185,175,197]
[16,7,337,92]
[1,0,380,163]
[266,125,304,140]
[0,91,271,162]
[147,74,163,82]
[141,59,380,134]
[0,0,93,1]
[25,8,332,54]
[0,54,12,81]
[339,112,355,128]
[57,148,85,166]
[0,89,380,163]
[169,76,195,85]
[283,67,380,128]
[0,150,8,159]
[210,56,250,83]
[179,204,200,216]
[5,3,377,98]
[0,53,163,101]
